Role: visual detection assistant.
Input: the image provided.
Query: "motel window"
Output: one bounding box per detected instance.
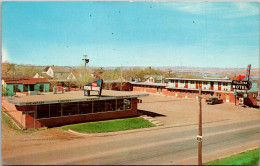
[79,101,93,114]
[62,102,78,116]
[105,100,116,112]
[223,82,228,86]
[180,80,184,83]
[50,103,62,117]
[37,104,50,119]
[94,100,106,113]
[171,80,174,83]
[203,82,208,85]
[23,85,29,92]
[190,81,195,84]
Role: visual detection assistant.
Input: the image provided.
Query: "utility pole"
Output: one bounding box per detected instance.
[120,64,123,91]
[82,55,89,70]
[197,88,202,165]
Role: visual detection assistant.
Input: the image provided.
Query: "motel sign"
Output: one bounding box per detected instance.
[231,80,252,90]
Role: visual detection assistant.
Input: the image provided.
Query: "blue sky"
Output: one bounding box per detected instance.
[2,1,259,68]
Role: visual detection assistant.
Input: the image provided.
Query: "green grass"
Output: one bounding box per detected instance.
[204,148,260,165]
[2,112,46,133]
[61,117,156,133]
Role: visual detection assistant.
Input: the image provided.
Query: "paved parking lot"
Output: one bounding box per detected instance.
[138,94,260,127]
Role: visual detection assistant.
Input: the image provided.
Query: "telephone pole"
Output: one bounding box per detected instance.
[82,55,89,70]
[197,88,202,165]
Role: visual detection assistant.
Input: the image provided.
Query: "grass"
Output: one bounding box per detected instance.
[61,117,156,133]
[2,112,46,133]
[204,148,260,165]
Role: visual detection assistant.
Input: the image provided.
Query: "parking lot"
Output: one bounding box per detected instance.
[138,94,260,127]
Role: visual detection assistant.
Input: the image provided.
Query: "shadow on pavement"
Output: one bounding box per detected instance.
[138,109,166,117]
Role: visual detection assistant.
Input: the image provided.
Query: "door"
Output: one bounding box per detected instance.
[196,82,198,89]
[211,82,214,90]
[199,82,202,88]
[218,82,221,90]
[29,85,35,91]
[175,81,178,88]
[185,81,188,88]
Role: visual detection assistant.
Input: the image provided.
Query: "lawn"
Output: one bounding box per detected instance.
[61,117,156,133]
[204,148,260,165]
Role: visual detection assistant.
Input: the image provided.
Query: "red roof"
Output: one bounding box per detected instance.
[2,78,49,85]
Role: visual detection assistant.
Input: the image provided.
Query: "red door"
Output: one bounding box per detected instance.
[218,82,221,90]
[211,82,214,90]
[199,82,202,88]
[175,81,178,88]
[185,81,188,88]
[196,82,198,89]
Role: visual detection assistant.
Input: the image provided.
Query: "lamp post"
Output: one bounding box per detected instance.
[82,55,89,70]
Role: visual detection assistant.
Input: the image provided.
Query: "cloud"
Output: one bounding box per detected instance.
[163,2,259,18]
[2,47,9,63]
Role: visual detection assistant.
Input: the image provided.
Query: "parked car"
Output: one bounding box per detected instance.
[206,97,223,105]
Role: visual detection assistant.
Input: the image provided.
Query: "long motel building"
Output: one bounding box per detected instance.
[131,77,258,106]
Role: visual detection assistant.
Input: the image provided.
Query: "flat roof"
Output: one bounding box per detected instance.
[165,77,232,82]
[130,82,167,87]
[5,90,149,106]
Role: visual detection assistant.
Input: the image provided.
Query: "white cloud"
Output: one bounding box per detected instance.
[2,47,9,63]
[163,2,259,18]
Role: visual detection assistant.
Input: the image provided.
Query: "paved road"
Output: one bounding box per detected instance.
[3,120,260,165]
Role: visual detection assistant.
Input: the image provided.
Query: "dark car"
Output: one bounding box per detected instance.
[206,97,223,105]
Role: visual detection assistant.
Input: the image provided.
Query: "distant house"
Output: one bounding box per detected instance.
[144,75,164,83]
[34,66,72,79]
[2,78,50,96]
[67,71,82,80]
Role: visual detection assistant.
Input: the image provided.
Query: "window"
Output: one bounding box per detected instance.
[105,100,116,112]
[190,81,195,84]
[79,101,93,114]
[62,102,78,116]
[223,82,228,86]
[203,82,208,85]
[94,100,106,113]
[50,104,61,117]
[117,99,132,111]
[37,104,49,119]
[180,80,184,83]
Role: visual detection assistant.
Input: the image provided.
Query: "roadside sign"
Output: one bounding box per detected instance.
[231,80,252,90]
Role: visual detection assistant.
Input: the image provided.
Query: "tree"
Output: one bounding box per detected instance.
[75,66,94,89]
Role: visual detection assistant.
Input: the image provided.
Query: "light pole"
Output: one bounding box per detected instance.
[82,55,89,70]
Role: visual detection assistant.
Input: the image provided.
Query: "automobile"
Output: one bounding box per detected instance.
[206,97,223,105]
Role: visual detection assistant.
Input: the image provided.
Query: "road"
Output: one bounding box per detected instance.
[2,119,260,165]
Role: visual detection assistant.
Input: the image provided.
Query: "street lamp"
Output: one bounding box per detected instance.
[82,55,89,69]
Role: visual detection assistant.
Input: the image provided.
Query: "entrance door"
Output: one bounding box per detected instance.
[185,81,188,88]
[210,82,214,90]
[196,82,198,89]
[175,81,178,88]
[226,94,229,103]
[218,82,221,90]
[199,82,202,88]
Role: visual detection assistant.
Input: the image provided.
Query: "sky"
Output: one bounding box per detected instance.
[2,1,259,68]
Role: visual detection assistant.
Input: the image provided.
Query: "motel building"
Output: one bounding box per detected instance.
[2,90,148,129]
[131,77,258,106]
